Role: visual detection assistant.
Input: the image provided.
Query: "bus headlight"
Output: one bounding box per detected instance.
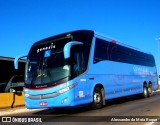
[58,87,69,94]
[58,83,78,94]
[25,93,30,97]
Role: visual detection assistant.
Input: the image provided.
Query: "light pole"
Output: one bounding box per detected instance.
[155,38,160,89]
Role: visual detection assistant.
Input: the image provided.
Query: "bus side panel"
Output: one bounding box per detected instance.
[87,61,157,100]
[86,75,143,100]
[73,75,93,106]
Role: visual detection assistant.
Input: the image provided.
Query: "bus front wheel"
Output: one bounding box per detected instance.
[91,88,103,109]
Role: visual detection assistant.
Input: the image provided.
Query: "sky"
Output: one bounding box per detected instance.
[0,0,160,72]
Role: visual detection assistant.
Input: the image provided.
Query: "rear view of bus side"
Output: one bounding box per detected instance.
[15,30,158,110]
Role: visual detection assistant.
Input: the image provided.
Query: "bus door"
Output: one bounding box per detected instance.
[70,45,88,104]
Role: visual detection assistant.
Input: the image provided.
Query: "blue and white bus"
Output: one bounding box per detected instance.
[15,30,158,109]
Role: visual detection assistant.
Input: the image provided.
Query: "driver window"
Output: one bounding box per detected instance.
[71,45,85,78]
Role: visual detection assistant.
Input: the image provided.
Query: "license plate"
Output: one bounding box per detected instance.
[39,102,48,106]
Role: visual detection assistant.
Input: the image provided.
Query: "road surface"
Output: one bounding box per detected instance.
[1,91,160,125]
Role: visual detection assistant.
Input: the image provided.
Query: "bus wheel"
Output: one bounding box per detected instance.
[91,88,103,109]
[142,85,148,98]
[147,84,152,97]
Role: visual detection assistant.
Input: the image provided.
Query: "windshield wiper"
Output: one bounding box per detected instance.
[52,76,70,85]
[47,69,53,83]
[30,72,37,87]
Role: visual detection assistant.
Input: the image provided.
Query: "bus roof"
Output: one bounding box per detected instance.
[31,29,153,56]
[33,30,94,46]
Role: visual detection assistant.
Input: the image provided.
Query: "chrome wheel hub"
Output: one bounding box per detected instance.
[94,93,101,103]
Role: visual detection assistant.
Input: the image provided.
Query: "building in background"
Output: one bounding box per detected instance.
[0,56,25,93]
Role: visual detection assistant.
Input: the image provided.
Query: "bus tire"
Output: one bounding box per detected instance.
[142,85,148,98]
[91,88,103,109]
[147,84,152,97]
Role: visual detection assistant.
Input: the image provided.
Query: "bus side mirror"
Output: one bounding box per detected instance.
[159,75,160,78]
[14,55,27,69]
[63,41,83,59]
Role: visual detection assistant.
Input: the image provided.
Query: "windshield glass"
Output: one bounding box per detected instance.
[25,49,70,88]
[25,30,93,88]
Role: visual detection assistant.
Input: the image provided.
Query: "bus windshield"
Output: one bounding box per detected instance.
[25,38,71,88]
[24,30,93,88]
[25,49,70,88]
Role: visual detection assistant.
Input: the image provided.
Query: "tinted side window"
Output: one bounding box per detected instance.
[94,39,108,64]
[70,45,88,78]
[94,38,155,67]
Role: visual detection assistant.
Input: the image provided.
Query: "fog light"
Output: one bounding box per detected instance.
[62,98,68,104]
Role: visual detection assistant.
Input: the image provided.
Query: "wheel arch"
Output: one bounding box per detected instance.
[148,81,152,86]
[143,81,148,87]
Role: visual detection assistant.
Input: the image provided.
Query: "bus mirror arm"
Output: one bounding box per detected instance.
[63,41,83,59]
[14,55,27,70]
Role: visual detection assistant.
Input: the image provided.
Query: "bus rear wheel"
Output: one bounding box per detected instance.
[142,85,148,98]
[147,84,152,97]
[91,88,103,109]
